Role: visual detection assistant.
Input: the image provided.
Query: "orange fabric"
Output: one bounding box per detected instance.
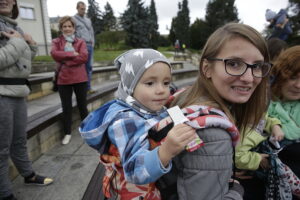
[100,144,161,200]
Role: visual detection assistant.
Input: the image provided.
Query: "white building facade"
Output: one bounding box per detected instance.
[16,0,51,55]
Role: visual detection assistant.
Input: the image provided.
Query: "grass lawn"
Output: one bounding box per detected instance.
[33,47,174,62]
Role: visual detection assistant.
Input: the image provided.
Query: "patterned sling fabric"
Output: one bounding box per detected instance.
[100,103,240,199]
[253,140,300,199]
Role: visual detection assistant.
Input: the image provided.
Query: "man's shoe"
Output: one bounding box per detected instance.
[24,174,53,186]
[1,194,17,200]
[62,135,71,145]
[87,89,96,94]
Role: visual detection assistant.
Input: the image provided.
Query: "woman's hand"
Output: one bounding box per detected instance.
[23,33,37,45]
[1,30,22,39]
[259,153,270,169]
[235,170,253,180]
[158,123,196,167]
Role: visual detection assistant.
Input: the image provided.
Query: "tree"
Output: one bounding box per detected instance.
[205,0,239,36]
[87,0,102,34]
[149,0,160,49]
[287,0,300,45]
[169,0,191,47]
[121,0,151,48]
[168,17,177,45]
[102,2,117,31]
[190,18,210,49]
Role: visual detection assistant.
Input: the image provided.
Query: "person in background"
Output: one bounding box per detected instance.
[51,16,88,145]
[265,8,292,41]
[235,114,285,200]
[73,1,95,94]
[268,45,300,178]
[266,37,288,63]
[170,23,273,200]
[0,1,53,199]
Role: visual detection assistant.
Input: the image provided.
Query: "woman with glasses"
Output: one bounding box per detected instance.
[168,23,272,200]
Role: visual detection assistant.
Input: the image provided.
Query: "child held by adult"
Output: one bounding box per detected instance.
[79,49,200,199]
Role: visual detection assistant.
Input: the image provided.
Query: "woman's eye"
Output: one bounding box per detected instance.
[227,60,240,68]
[164,81,170,86]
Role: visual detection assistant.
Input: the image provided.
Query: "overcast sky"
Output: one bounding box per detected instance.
[47,0,289,35]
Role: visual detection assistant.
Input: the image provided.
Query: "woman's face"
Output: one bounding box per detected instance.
[0,0,15,16]
[281,72,300,101]
[204,37,264,104]
[61,20,75,36]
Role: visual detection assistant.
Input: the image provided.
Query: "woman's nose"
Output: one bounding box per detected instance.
[240,68,254,82]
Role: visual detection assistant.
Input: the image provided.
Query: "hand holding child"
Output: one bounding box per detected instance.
[260,153,270,169]
[158,123,196,167]
[271,124,284,141]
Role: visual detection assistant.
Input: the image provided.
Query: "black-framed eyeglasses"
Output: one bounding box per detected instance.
[206,58,273,78]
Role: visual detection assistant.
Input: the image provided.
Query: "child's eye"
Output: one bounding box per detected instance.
[145,82,153,86]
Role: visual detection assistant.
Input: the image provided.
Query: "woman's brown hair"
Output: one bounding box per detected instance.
[58,16,76,30]
[271,45,300,100]
[171,23,270,132]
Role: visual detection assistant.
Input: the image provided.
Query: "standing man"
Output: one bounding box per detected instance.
[73,1,95,93]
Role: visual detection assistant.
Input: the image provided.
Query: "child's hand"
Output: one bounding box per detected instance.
[271,124,284,141]
[158,124,196,167]
[259,154,270,169]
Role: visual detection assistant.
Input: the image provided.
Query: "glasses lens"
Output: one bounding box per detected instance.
[252,63,271,77]
[225,59,246,76]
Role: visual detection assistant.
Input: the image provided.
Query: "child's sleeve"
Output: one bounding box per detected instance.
[264,114,281,134]
[107,113,171,185]
[235,129,267,171]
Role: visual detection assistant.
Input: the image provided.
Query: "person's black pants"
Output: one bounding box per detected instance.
[58,82,88,135]
[279,142,300,178]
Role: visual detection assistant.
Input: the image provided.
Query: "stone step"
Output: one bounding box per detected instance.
[27,61,186,101]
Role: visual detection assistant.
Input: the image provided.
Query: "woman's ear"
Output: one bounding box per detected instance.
[202,59,212,78]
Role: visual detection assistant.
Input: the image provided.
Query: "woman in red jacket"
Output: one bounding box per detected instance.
[51,16,89,145]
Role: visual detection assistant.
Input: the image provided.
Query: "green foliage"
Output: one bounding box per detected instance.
[205,0,239,35]
[121,0,151,48]
[102,2,117,31]
[87,0,103,34]
[51,29,59,39]
[287,0,300,45]
[157,35,171,47]
[169,0,191,47]
[190,18,210,50]
[149,0,160,49]
[34,56,53,62]
[96,31,126,50]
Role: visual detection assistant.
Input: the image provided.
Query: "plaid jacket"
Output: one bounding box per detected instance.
[79,100,171,183]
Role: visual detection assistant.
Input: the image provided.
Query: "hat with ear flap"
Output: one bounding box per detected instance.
[114,48,171,114]
[11,0,19,19]
[265,9,276,21]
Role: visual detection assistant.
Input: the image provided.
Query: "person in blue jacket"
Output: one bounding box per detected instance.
[265,9,293,41]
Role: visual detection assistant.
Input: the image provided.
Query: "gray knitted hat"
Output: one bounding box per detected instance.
[265,9,276,21]
[114,48,171,113]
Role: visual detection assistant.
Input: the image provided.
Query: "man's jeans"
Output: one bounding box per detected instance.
[86,44,93,90]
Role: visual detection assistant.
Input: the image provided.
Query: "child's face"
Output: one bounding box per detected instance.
[133,62,171,112]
